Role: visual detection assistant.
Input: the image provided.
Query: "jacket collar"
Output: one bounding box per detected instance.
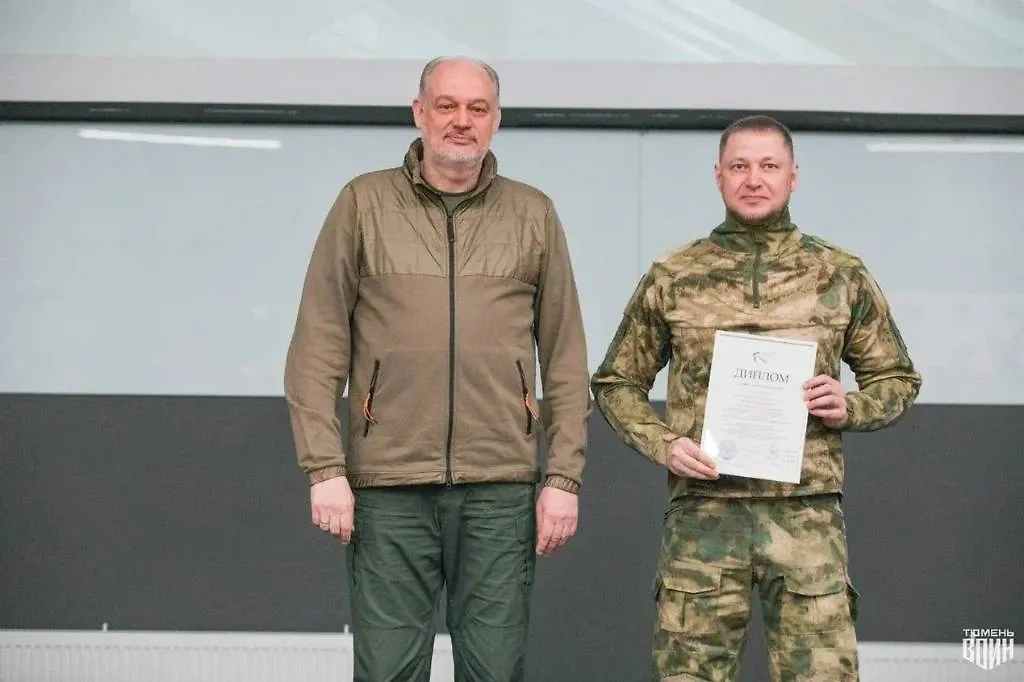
[709,205,802,257]
[402,138,498,198]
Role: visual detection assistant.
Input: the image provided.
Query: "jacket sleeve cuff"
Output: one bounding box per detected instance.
[656,431,682,465]
[308,465,346,486]
[543,474,580,494]
[836,392,864,430]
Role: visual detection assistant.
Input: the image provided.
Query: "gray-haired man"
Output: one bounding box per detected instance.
[284,56,591,681]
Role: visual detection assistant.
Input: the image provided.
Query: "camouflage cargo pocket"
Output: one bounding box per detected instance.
[656,560,722,636]
[779,568,856,635]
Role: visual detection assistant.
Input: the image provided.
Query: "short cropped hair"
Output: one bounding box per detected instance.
[719,115,794,159]
[418,56,500,102]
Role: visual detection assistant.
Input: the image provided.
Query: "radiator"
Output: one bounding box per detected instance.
[858,642,1020,682]
[0,631,1019,681]
[0,630,454,682]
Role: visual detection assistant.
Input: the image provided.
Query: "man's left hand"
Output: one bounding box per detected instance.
[535,486,578,557]
[803,375,848,429]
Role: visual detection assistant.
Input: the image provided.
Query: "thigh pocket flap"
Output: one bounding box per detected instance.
[656,560,722,635]
[780,569,851,634]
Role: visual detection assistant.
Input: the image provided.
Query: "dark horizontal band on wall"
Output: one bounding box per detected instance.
[1,392,1021,650]
[2,100,1023,134]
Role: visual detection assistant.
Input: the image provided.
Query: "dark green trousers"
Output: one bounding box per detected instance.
[346,483,537,682]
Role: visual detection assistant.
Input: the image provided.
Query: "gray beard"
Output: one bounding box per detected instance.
[435,146,483,166]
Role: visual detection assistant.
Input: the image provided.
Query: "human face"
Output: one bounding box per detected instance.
[412,60,500,168]
[715,129,798,223]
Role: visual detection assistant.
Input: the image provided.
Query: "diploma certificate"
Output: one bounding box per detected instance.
[700,331,817,483]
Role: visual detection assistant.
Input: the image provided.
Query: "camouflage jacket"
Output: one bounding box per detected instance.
[591,207,922,498]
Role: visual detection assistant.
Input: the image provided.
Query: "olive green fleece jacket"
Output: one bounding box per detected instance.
[285,139,590,493]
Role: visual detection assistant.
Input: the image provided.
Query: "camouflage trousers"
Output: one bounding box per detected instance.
[653,494,860,682]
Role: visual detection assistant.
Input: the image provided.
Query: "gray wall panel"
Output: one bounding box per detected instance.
[0,122,415,397]
[0,123,642,397]
[5,123,1023,403]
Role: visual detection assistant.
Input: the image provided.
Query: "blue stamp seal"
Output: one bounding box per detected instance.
[720,440,739,461]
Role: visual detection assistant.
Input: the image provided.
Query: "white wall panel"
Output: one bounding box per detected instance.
[3,123,1021,403]
[0,122,642,398]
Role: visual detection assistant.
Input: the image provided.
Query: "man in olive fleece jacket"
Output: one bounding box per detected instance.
[592,116,921,682]
[283,56,590,681]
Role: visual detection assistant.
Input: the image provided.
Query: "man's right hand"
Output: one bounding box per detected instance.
[666,437,719,480]
[311,476,355,543]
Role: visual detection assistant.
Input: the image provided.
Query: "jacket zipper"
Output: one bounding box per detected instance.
[362,359,380,437]
[752,242,763,309]
[444,212,456,486]
[515,360,538,436]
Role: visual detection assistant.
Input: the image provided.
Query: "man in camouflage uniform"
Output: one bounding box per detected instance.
[591,115,922,682]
